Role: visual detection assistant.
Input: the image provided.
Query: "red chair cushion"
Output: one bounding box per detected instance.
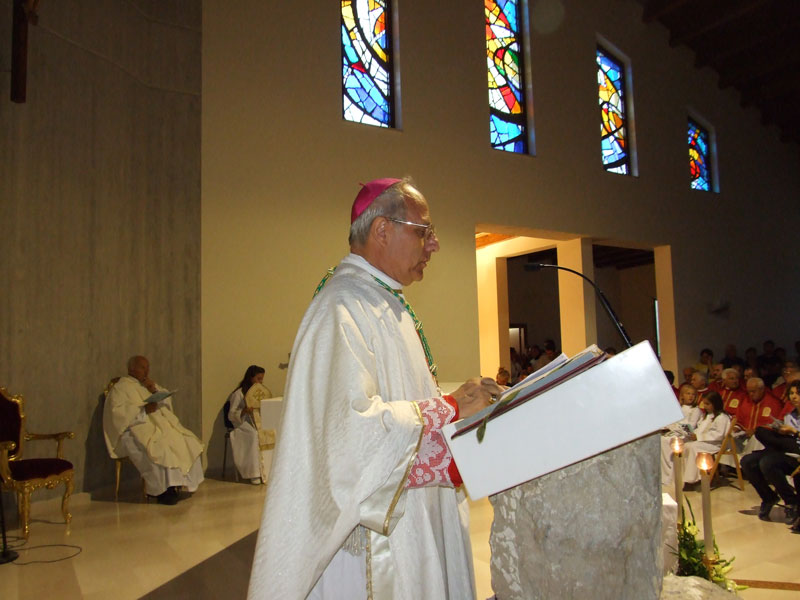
[9,458,73,481]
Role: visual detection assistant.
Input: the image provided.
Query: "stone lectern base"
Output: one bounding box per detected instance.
[489,434,663,599]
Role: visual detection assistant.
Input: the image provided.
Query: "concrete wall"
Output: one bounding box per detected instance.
[201,0,800,469]
[0,0,201,495]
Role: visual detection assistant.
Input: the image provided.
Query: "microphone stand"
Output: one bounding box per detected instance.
[525,262,633,349]
[0,489,19,564]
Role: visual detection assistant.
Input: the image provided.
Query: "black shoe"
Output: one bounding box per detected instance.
[758,501,776,521]
[154,490,179,505]
[786,504,799,522]
[718,465,735,477]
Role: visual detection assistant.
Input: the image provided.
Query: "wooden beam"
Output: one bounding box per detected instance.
[670,0,769,47]
[11,0,29,103]
[642,0,691,24]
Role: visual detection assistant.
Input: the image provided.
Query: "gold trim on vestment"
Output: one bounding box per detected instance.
[366,528,373,600]
[382,401,424,536]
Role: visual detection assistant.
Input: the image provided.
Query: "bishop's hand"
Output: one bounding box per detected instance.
[450,377,505,419]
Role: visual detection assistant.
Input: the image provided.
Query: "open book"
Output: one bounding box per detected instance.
[145,389,177,403]
[441,341,684,499]
[452,345,606,442]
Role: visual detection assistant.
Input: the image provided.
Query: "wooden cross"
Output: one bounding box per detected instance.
[11,0,40,103]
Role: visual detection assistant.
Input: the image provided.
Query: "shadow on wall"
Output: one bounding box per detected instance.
[205,400,233,480]
[83,389,129,497]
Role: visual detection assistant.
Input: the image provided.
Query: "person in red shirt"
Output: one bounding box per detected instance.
[719,368,748,415]
[708,363,725,392]
[690,371,710,405]
[736,377,784,435]
[772,361,798,405]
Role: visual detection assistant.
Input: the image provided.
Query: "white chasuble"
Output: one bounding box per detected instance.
[103,375,203,474]
[247,256,475,600]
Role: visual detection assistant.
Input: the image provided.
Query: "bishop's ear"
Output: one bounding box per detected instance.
[370,216,390,246]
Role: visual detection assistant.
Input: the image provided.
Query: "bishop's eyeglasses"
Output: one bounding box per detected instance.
[386,218,437,242]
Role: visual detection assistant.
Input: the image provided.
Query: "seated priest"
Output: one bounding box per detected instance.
[103,355,204,504]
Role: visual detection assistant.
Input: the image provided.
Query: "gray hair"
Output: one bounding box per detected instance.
[721,368,738,378]
[348,177,422,247]
[693,370,707,383]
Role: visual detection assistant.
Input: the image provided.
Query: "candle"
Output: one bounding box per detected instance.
[671,437,684,521]
[696,451,715,559]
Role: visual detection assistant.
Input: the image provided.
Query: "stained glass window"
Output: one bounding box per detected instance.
[341,1,394,127]
[597,47,629,174]
[486,0,527,153]
[688,118,712,191]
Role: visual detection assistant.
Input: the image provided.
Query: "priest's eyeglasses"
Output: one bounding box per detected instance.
[387,218,437,242]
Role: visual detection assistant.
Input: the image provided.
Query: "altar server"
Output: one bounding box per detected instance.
[662,392,730,485]
[227,365,267,484]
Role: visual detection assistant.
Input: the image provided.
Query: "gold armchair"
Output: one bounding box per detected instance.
[0,386,75,539]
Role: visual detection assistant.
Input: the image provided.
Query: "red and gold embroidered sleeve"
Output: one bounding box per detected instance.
[407,395,463,488]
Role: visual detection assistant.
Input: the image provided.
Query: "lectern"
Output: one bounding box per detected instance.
[444,342,682,599]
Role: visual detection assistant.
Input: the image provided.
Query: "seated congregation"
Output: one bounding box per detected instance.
[663,341,800,534]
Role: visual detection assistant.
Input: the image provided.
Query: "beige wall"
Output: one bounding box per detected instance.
[201,0,799,472]
[0,0,202,494]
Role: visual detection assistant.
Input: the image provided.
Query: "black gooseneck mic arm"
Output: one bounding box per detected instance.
[524,262,633,349]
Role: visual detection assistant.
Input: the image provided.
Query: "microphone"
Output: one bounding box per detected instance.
[525,262,633,349]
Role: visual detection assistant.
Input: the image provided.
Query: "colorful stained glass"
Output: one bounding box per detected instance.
[341,0,393,127]
[486,0,527,153]
[597,47,629,174]
[688,118,712,191]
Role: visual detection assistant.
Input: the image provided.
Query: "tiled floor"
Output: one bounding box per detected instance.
[0,477,797,599]
[677,482,800,599]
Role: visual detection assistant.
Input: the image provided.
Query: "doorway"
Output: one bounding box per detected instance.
[474,228,677,379]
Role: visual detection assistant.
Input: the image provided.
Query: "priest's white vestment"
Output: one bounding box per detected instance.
[247,255,475,599]
[103,375,205,495]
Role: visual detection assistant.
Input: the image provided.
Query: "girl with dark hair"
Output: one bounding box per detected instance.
[661,391,731,486]
[227,365,267,484]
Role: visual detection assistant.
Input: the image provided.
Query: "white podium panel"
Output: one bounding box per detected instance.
[259,396,283,438]
[258,397,283,481]
[443,341,682,500]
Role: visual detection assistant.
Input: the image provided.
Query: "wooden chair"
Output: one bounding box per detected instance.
[103,378,146,501]
[0,386,75,539]
[709,416,745,490]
